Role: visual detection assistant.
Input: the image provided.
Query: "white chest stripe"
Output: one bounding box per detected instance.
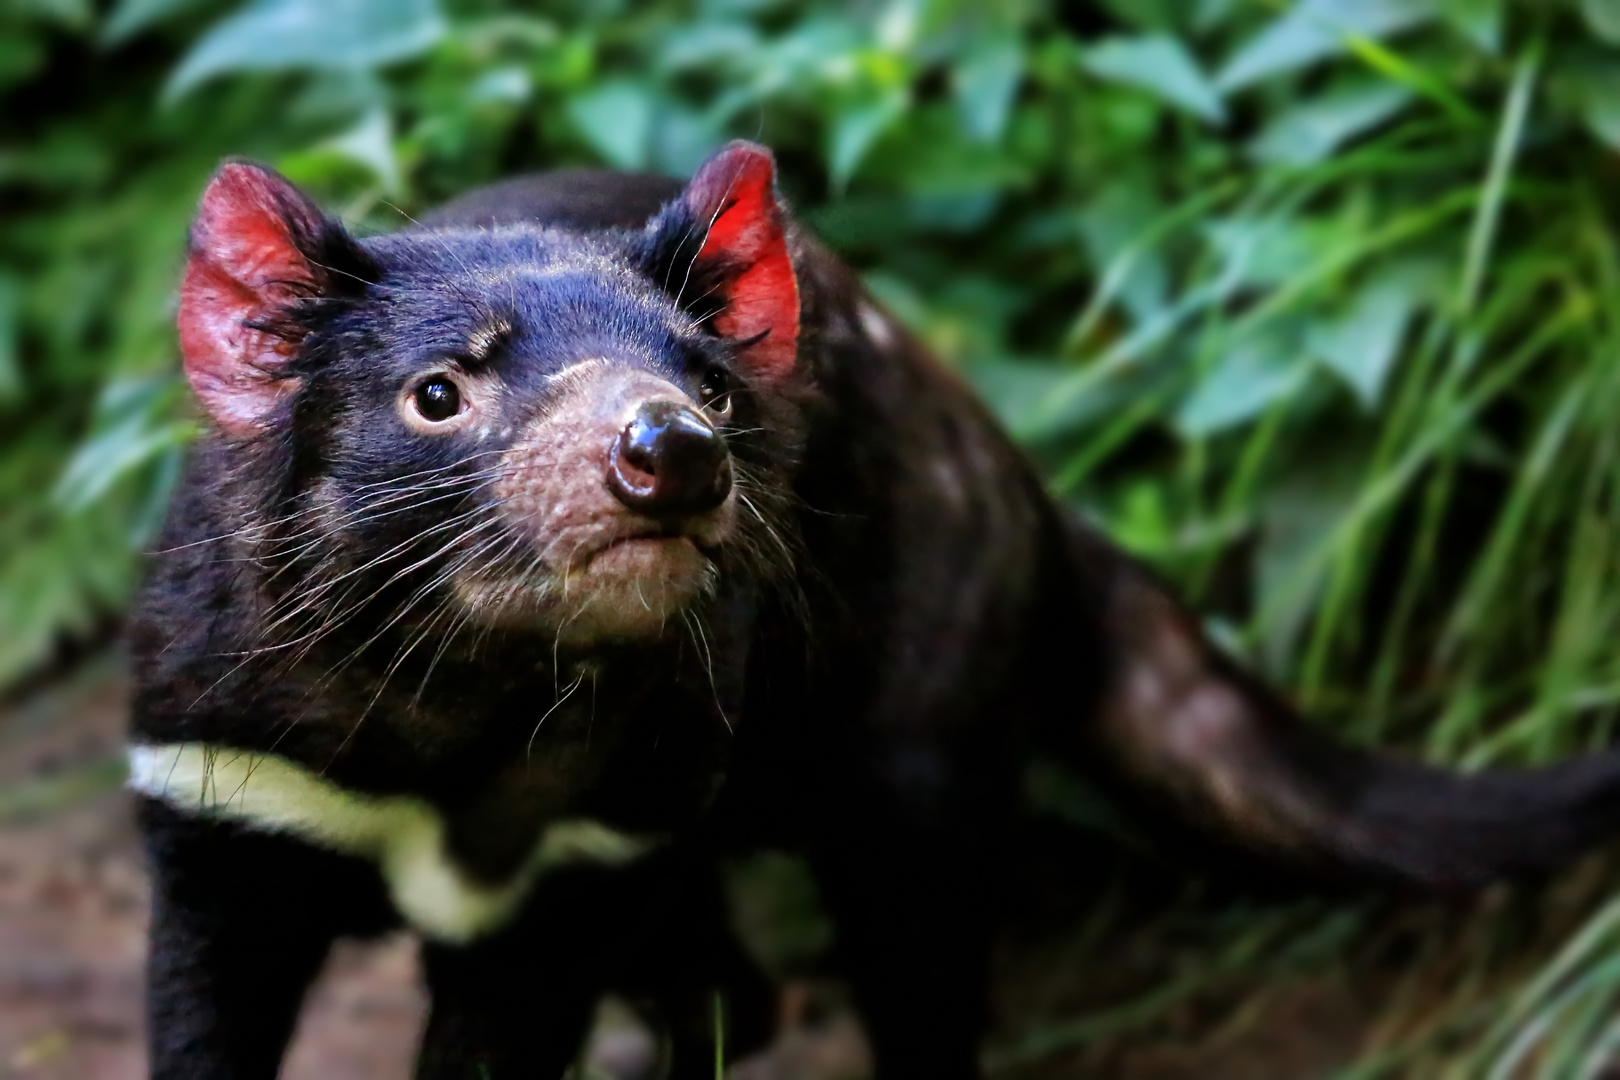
[127,743,656,944]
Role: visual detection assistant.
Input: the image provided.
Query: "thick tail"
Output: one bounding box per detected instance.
[1067,515,1620,891]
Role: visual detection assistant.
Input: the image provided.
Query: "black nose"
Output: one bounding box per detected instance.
[607,400,732,519]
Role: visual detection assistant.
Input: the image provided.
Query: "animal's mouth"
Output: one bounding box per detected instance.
[577,532,708,587]
[574,529,709,572]
[450,524,720,642]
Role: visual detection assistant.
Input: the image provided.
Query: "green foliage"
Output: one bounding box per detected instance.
[9,0,1620,1070]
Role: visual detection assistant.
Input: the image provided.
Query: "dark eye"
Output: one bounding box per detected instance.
[699,369,732,419]
[413,377,462,423]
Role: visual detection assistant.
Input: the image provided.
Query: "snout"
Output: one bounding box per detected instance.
[607,400,732,520]
[461,360,737,642]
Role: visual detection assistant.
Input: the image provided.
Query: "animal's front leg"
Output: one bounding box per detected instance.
[413,864,658,1080]
[615,861,778,1080]
[807,728,1008,1080]
[814,829,993,1080]
[141,802,369,1080]
[415,940,602,1080]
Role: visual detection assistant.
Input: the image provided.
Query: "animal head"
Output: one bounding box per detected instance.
[177,142,805,652]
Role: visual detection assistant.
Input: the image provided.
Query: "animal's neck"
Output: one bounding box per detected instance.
[126,741,660,943]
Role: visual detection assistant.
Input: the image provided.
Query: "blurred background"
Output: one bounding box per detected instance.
[8,0,1620,1076]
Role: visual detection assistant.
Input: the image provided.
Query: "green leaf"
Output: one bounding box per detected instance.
[651,102,723,177]
[975,353,1175,444]
[1096,0,1179,32]
[54,419,193,512]
[567,80,655,170]
[1583,0,1620,46]
[1082,33,1226,124]
[1254,443,1371,672]
[320,106,399,194]
[1175,331,1310,438]
[952,34,1024,143]
[468,66,532,107]
[1216,0,1436,92]
[746,18,865,95]
[1201,214,1347,291]
[1579,66,1620,149]
[101,0,208,45]
[1078,179,1169,326]
[828,87,907,189]
[655,21,760,74]
[0,274,22,405]
[21,0,93,29]
[975,360,1092,438]
[1193,0,1241,32]
[1308,273,1419,408]
[53,376,191,512]
[1442,0,1501,54]
[1249,79,1412,167]
[287,68,387,125]
[165,0,446,100]
[0,34,46,92]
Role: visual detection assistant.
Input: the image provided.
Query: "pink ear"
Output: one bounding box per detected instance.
[682,142,800,382]
[178,162,328,435]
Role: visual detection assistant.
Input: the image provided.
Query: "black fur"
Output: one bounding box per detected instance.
[132,151,1620,1080]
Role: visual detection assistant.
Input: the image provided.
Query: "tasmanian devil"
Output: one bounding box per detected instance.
[128,141,1620,1079]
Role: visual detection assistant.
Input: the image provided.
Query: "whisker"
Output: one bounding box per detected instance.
[527,670,586,763]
